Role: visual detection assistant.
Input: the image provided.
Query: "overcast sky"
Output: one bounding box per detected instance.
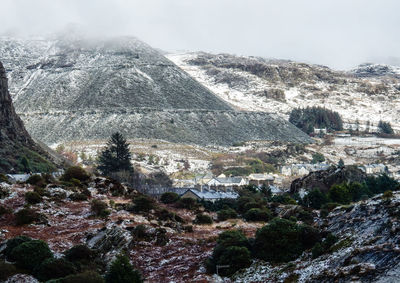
[1,0,400,69]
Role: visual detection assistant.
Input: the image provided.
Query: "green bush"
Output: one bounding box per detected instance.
[155,209,183,223]
[62,167,90,182]
[105,254,143,283]
[10,239,53,271]
[176,197,198,210]
[70,192,88,201]
[65,244,96,263]
[217,208,238,221]
[61,271,105,283]
[328,184,352,204]
[194,213,213,224]
[15,208,42,225]
[301,189,328,209]
[35,258,76,281]
[132,195,155,213]
[160,192,180,204]
[0,260,17,281]
[4,236,32,261]
[244,208,272,222]
[26,174,45,186]
[131,224,149,240]
[311,153,325,164]
[90,200,110,218]
[25,191,43,204]
[0,204,12,216]
[254,218,321,263]
[215,246,251,276]
[206,230,251,276]
[311,243,324,259]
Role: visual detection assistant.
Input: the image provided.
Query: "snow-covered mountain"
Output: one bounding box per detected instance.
[167,52,400,131]
[0,35,312,146]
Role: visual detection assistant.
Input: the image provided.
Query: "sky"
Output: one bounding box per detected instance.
[1,0,400,70]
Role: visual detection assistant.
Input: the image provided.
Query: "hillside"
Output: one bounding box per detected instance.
[167,52,400,131]
[0,35,311,146]
[0,62,55,173]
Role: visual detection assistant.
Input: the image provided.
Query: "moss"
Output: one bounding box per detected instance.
[330,238,354,253]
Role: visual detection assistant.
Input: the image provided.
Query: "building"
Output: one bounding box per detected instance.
[6,174,34,183]
[181,188,239,203]
[281,163,330,177]
[207,177,248,188]
[248,173,274,186]
[360,164,387,175]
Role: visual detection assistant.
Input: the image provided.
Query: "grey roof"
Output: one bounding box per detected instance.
[183,188,239,200]
[214,177,244,184]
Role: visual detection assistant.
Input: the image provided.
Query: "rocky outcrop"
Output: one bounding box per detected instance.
[0,62,55,173]
[290,165,367,194]
[1,35,312,146]
[234,192,400,282]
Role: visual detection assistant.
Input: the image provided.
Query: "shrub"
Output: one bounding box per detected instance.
[131,224,149,240]
[217,208,238,221]
[25,191,43,204]
[194,213,213,224]
[4,236,32,261]
[65,244,96,263]
[15,208,42,225]
[26,174,45,186]
[10,239,53,271]
[206,230,251,276]
[301,189,328,209]
[35,258,76,281]
[160,192,180,204]
[378,120,394,135]
[328,184,352,204]
[383,190,393,200]
[105,254,143,283]
[155,209,183,223]
[0,205,12,216]
[70,192,88,201]
[312,243,324,259]
[61,271,105,283]
[244,208,272,222]
[62,166,90,182]
[312,153,325,164]
[132,195,155,213]
[0,261,17,281]
[215,246,251,276]
[90,200,110,218]
[0,173,9,183]
[176,197,198,210]
[254,218,320,263]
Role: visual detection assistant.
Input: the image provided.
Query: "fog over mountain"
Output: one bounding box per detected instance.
[2,0,400,70]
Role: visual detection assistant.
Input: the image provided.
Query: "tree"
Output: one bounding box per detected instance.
[338,159,345,168]
[105,254,142,283]
[98,133,133,175]
[311,153,325,164]
[301,189,328,209]
[378,120,394,135]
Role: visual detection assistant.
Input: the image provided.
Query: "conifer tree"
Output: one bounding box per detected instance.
[97,132,133,175]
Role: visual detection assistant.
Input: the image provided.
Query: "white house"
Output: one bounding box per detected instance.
[181,188,239,202]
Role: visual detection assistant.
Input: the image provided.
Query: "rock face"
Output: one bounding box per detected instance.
[1,35,312,146]
[234,192,400,282]
[290,166,367,194]
[0,62,55,173]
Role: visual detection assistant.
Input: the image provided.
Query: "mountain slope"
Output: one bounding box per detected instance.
[167,52,400,131]
[0,61,55,173]
[1,35,312,146]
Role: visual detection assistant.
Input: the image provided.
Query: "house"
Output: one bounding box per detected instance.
[248,173,274,186]
[281,163,330,177]
[193,173,213,185]
[181,188,239,203]
[207,177,248,188]
[361,164,387,175]
[314,128,327,134]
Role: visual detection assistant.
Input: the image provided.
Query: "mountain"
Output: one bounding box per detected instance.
[167,52,400,131]
[0,61,55,173]
[0,35,311,146]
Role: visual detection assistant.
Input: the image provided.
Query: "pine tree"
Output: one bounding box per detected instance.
[97,132,133,175]
[105,254,142,283]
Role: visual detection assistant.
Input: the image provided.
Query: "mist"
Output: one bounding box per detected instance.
[1,0,400,70]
